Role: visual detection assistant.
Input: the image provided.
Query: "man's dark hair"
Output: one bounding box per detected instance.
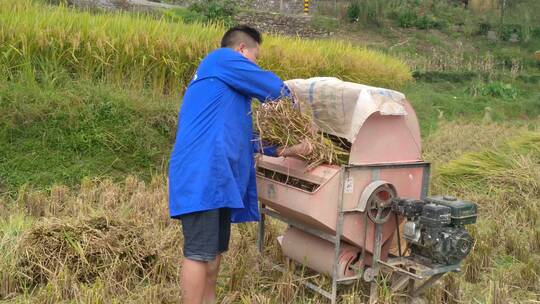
[221,25,262,48]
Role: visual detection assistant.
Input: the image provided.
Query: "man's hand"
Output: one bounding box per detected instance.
[277,139,314,158]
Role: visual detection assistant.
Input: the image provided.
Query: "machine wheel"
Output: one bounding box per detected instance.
[363,267,376,282]
[366,184,396,224]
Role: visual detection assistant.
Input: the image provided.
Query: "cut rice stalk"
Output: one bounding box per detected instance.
[254,97,349,170]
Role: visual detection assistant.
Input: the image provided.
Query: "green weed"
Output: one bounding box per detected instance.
[468,81,518,99]
[346,2,361,23]
[188,0,237,26]
[161,7,206,24]
[404,80,540,136]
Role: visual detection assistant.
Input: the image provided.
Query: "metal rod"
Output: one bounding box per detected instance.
[395,213,402,257]
[378,259,424,280]
[360,209,369,267]
[273,264,333,299]
[369,222,383,304]
[373,224,383,267]
[420,264,460,277]
[257,204,266,254]
[345,162,430,170]
[331,168,348,304]
[337,273,364,283]
[411,273,445,298]
[391,274,410,292]
[421,163,431,199]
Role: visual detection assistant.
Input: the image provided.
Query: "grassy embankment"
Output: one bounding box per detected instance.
[1,0,539,303]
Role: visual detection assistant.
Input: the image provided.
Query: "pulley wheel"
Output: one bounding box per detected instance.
[366,184,396,224]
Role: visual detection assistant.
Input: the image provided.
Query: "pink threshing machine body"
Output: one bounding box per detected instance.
[255,78,475,304]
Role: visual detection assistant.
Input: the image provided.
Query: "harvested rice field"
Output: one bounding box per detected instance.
[2,121,538,303]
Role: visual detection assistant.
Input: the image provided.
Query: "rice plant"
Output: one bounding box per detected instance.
[437,132,540,197]
[0,0,412,95]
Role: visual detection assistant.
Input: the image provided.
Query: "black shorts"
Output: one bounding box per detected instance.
[177,208,231,262]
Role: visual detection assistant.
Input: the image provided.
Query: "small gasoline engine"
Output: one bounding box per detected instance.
[392,196,477,265]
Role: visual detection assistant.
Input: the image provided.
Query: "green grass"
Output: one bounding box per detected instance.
[0,0,537,194]
[0,78,177,193]
[404,79,540,136]
[311,15,340,32]
[161,7,206,24]
[0,0,412,193]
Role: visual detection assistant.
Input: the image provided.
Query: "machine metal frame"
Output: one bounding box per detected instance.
[257,161,461,303]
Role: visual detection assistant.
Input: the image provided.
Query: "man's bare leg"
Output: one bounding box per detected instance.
[203,255,221,304]
[181,258,207,304]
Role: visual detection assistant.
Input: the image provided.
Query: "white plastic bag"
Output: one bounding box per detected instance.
[285,77,407,143]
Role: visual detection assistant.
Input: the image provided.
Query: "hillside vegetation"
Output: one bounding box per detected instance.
[0,80,177,192]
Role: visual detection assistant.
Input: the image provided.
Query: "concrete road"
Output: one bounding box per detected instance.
[129,0,182,9]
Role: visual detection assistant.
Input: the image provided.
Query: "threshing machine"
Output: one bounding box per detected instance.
[255,78,477,303]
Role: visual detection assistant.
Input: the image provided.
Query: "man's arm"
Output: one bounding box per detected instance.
[216,52,290,102]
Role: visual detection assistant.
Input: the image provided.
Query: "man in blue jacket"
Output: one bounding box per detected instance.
[169,25,310,304]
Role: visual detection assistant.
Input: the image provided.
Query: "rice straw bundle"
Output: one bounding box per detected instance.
[254,98,349,169]
[437,132,540,198]
[16,216,158,287]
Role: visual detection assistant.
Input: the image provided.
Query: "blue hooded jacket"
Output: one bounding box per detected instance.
[168,48,289,222]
